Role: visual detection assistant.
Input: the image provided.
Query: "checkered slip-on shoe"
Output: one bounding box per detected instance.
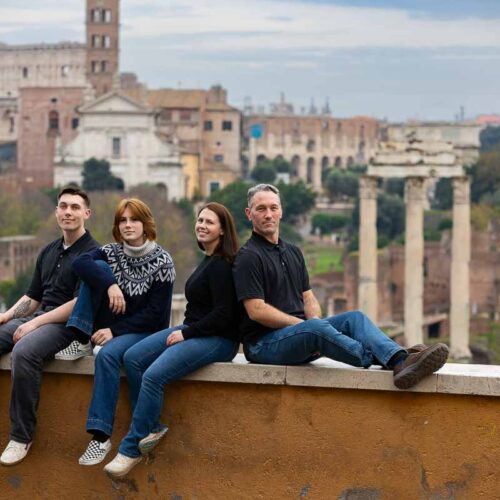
[78,439,112,466]
[55,340,92,361]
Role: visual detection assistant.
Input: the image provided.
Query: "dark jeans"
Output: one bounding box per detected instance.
[0,313,74,443]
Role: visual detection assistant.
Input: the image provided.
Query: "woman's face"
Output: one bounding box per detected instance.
[195,208,223,252]
[119,207,145,247]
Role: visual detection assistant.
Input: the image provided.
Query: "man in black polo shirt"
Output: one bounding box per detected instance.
[0,187,99,466]
[233,184,448,389]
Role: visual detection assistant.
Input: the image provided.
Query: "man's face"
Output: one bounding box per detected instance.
[55,194,90,233]
[245,190,282,238]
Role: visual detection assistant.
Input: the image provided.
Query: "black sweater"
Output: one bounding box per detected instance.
[182,255,240,341]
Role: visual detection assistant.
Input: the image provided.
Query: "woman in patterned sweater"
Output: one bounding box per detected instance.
[103,202,240,478]
[60,198,175,466]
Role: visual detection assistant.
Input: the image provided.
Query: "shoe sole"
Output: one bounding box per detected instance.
[55,352,92,361]
[104,457,142,478]
[394,344,449,390]
[0,455,27,466]
[138,429,168,455]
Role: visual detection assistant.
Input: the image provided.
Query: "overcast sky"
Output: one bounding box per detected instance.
[1,0,499,121]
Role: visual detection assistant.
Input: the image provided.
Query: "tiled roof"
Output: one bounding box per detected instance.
[147,89,207,109]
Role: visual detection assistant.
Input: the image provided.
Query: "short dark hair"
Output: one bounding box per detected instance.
[57,186,91,208]
[112,198,157,242]
[197,202,239,263]
[247,183,280,208]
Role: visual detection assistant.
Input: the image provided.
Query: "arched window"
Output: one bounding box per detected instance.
[306,158,315,184]
[48,111,59,132]
[291,155,300,177]
[334,156,342,168]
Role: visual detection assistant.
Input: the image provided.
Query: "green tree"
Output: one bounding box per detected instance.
[278,180,316,223]
[470,151,500,204]
[432,178,453,210]
[324,169,359,201]
[384,178,405,198]
[251,161,277,183]
[1,266,34,308]
[82,157,124,192]
[209,180,253,235]
[311,213,349,236]
[480,126,500,153]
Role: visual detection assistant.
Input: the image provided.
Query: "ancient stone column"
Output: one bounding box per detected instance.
[404,177,425,346]
[313,158,322,191]
[450,177,471,359]
[358,176,378,321]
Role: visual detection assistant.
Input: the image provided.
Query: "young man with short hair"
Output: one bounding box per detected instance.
[0,187,99,465]
[233,184,448,388]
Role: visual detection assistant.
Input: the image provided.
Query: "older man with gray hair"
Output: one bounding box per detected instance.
[232,183,448,389]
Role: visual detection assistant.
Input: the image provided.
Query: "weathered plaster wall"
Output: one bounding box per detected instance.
[0,368,498,499]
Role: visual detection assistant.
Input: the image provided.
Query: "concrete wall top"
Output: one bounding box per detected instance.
[1,353,499,397]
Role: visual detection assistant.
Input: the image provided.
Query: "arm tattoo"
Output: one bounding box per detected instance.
[13,300,32,319]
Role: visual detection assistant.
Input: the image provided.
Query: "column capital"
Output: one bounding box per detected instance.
[359,175,378,199]
[404,176,426,202]
[452,176,470,205]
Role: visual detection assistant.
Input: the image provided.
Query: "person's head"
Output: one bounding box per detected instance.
[245,184,282,241]
[195,202,239,262]
[112,198,156,246]
[55,186,91,234]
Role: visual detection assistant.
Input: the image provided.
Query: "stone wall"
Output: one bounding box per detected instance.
[0,355,498,499]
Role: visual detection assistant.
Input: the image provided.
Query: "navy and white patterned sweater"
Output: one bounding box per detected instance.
[72,242,175,336]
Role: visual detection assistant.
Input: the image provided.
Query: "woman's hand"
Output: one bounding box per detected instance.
[108,284,126,314]
[166,330,185,346]
[91,328,113,346]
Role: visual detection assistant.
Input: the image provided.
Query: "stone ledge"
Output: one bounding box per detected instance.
[0,353,499,397]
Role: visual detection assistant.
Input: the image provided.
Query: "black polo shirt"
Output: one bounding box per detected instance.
[233,231,310,344]
[26,230,99,309]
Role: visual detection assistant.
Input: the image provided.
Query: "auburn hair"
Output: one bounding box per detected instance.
[112,198,157,243]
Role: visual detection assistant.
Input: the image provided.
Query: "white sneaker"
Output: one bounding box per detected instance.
[104,452,142,478]
[138,427,168,455]
[79,439,112,466]
[93,345,103,356]
[55,340,92,360]
[0,440,32,466]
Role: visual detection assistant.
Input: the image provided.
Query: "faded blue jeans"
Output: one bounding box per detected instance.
[118,325,239,458]
[66,260,152,436]
[244,311,403,368]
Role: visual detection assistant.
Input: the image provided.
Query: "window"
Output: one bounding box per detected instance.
[71,118,79,130]
[91,61,100,73]
[104,9,112,22]
[204,120,213,131]
[101,61,108,73]
[336,122,342,133]
[160,109,173,121]
[48,111,59,132]
[92,9,101,22]
[214,154,224,163]
[22,67,28,78]
[112,137,121,157]
[92,35,101,48]
[103,35,111,48]
[180,110,191,121]
[209,181,220,194]
[222,120,232,131]
[61,65,70,77]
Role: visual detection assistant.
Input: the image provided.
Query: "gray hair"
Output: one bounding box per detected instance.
[247,183,281,208]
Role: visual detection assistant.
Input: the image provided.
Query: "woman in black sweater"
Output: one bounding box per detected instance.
[103,202,240,478]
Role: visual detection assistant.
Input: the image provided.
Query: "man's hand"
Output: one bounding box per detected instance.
[108,284,126,315]
[13,320,39,344]
[0,312,10,325]
[91,328,113,346]
[166,330,184,347]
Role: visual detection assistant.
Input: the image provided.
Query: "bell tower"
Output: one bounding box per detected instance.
[86,0,119,96]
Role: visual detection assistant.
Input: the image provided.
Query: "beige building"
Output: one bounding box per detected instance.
[244,113,380,191]
[54,91,184,199]
[147,85,242,197]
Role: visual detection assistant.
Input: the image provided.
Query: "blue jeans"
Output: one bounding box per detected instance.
[118,325,239,458]
[245,311,403,368]
[67,260,117,336]
[67,260,153,436]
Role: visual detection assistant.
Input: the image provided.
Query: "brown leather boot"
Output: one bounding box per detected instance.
[393,343,449,389]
